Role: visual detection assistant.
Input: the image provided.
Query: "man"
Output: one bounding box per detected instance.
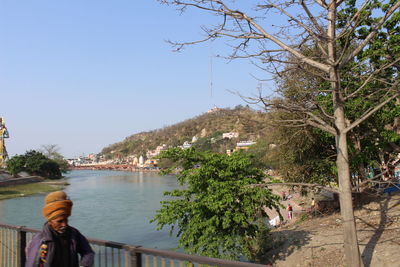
[25,191,95,267]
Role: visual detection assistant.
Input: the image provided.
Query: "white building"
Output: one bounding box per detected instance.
[182,141,192,149]
[236,141,256,147]
[138,156,144,167]
[222,132,239,139]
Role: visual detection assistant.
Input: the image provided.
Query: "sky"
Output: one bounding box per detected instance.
[1,0,273,158]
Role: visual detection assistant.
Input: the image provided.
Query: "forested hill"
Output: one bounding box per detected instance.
[100,106,271,158]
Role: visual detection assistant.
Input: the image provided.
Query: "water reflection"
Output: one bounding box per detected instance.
[0,170,179,250]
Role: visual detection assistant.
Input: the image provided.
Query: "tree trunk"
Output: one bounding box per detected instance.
[328,1,363,265]
[336,128,363,267]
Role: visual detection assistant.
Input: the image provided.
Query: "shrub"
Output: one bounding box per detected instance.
[6,150,62,179]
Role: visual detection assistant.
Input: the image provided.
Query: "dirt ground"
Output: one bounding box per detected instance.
[266,191,400,267]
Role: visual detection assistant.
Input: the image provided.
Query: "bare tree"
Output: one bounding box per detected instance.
[159,0,400,266]
[40,144,63,160]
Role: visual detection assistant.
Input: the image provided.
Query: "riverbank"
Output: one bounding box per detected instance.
[266,191,400,267]
[0,180,68,200]
[70,164,160,172]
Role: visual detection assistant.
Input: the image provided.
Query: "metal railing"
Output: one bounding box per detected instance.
[0,223,266,267]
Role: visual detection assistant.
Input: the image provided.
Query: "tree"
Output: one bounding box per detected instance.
[5,155,26,177]
[244,139,273,169]
[6,150,62,179]
[40,144,69,173]
[270,49,398,188]
[158,1,399,265]
[265,113,337,185]
[152,148,281,262]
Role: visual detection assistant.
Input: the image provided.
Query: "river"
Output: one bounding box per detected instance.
[0,170,180,250]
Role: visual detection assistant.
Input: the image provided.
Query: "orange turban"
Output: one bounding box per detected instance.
[42,191,73,221]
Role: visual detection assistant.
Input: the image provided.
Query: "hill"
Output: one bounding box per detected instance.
[100,106,271,159]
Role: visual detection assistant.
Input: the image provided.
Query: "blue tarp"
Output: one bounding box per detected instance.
[383,184,400,193]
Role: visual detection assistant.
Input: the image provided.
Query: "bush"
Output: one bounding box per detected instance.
[5,155,26,177]
[153,148,282,262]
[6,150,62,179]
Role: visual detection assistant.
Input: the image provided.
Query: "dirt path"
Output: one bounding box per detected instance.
[267,192,400,267]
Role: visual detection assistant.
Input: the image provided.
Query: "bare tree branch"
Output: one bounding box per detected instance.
[300,0,327,37]
[267,1,325,43]
[344,58,400,100]
[251,182,339,193]
[336,0,371,39]
[315,0,328,9]
[345,88,400,133]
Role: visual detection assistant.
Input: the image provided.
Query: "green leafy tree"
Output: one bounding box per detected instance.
[5,155,26,177]
[152,148,281,262]
[6,150,62,179]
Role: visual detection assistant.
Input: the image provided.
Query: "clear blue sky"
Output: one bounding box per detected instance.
[1,0,271,158]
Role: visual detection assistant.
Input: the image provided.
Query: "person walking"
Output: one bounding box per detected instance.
[287,203,293,220]
[25,191,95,267]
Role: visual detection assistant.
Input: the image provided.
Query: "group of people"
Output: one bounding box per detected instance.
[283,193,316,220]
[25,191,94,267]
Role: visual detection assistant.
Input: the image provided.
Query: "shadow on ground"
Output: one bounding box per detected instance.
[264,229,312,264]
[359,194,400,267]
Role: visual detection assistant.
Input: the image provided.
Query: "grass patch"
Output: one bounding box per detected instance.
[0,182,66,200]
[296,213,310,224]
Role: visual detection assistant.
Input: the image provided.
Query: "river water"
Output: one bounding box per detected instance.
[0,170,180,250]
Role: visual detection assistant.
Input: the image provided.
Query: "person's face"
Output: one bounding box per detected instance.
[48,215,69,233]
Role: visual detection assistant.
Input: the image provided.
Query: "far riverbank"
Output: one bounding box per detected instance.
[71,164,160,172]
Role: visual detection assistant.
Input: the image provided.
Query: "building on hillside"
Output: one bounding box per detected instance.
[179,141,192,149]
[222,132,239,139]
[87,154,97,160]
[192,136,198,143]
[131,156,139,166]
[226,149,235,156]
[146,144,168,158]
[269,143,277,149]
[207,106,220,113]
[138,156,144,167]
[235,140,256,151]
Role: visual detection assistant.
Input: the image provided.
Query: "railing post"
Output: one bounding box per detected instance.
[125,245,142,267]
[16,227,27,267]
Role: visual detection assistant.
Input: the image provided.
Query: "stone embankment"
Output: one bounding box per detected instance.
[0,171,44,186]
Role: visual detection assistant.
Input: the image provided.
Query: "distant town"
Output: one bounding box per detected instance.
[67,131,258,169]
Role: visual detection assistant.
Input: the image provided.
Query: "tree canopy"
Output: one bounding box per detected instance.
[153,148,281,262]
[6,150,64,179]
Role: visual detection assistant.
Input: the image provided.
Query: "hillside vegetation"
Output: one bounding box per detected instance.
[101,106,271,159]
